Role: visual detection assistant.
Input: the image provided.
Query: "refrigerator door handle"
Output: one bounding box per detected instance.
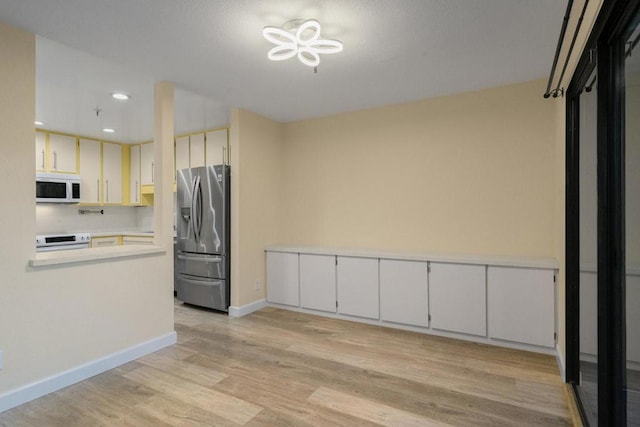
[177,253,223,263]
[191,175,201,242]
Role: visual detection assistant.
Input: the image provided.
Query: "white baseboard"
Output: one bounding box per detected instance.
[0,331,177,413]
[556,343,566,382]
[228,298,267,317]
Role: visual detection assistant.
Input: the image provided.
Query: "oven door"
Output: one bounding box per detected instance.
[36,243,90,252]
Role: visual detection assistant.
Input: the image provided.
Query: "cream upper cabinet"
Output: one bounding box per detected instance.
[205,129,228,165]
[35,131,47,171]
[102,142,122,204]
[140,142,154,185]
[130,145,141,204]
[48,133,77,173]
[78,138,101,204]
[190,133,205,168]
[175,136,189,175]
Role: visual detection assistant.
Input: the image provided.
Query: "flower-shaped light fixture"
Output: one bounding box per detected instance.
[262,19,343,67]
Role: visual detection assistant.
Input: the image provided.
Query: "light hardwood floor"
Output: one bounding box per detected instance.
[0,301,576,426]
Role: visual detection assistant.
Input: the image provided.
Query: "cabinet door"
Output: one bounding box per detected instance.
[35,131,46,171]
[79,139,101,204]
[337,257,379,319]
[102,142,122,204]
[90,236,120,248]
[430,263,486,336]
[628,274,640,363]
[130,145,141,204]
[379,259,428,327]
[488,267,555,348]
[190,133,205,168]
[123,236,153,245]
[579,271,597,355]
[175,136,189,176]
[266,252,299,306]
[140,143,154,185]
[300,254,336,312]
[205,129,228,165]
[48,133,77,173]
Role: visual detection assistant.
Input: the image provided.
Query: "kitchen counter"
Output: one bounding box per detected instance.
[90,230,154,238]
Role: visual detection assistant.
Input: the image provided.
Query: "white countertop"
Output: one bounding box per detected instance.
[90,230,154,237]
[30,245,166,267]
[265,245,559,270]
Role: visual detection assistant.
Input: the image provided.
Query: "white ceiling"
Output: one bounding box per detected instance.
[0,0,566,142]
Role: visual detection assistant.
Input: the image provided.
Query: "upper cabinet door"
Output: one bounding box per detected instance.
[175,136,189,176]
[190,133,205,168]
[78,138,101,204]
[205,129,228,165]
[140,142,154,185]
[48,133,77,173]
[102,142,122,204]
[130,145,140,204]
[35,131,46,171]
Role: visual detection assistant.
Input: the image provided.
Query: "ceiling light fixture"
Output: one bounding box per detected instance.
[111,93,130,101]
[34,121,44,126]
[103,128,115,133]
[263,19,343,67]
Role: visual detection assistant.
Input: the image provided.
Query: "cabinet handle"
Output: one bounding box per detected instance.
[41,149,45,170]
[136,180,139,203]
[97,179,100,203]
[222,146,226,165]
[151,161,154,183]
[53,151,57,170]
[106,179,109,203]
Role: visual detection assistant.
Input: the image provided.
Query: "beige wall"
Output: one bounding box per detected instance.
[282,79,556,257]
[230,109,284,307]
[0,21,174,396]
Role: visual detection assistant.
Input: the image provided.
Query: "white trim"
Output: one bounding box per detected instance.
[228,298,267,317]
[0,332,176,413]
[556,343,566,382]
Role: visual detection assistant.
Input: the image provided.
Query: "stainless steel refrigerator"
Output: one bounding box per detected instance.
[175,165,230,311]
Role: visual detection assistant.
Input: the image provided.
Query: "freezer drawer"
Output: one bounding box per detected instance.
[176,252,226,279]
[176,273,228,311]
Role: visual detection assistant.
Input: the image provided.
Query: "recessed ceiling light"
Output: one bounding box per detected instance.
[103,128,115,133]
[111,93,130,101]
[34,121,44,126]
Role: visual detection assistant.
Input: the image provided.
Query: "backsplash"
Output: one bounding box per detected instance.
[36,204,153,234]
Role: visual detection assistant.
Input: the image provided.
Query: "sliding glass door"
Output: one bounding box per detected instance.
[625,12,640,425]
[566,1,640,425]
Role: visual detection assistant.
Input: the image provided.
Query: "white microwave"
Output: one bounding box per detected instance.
[36,172,81,203]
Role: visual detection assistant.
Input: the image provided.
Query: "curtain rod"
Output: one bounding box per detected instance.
[544,0,574,98]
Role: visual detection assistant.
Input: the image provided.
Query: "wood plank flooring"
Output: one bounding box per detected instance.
[0,301,576,426]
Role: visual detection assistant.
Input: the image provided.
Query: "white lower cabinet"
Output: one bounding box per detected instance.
[265,249,558,352]
[430,262,487,336]
[337,256,379,319]
[299,254,336,313]
[488,266,555,348]
[266,252,299,306]
[379,259,428,327]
